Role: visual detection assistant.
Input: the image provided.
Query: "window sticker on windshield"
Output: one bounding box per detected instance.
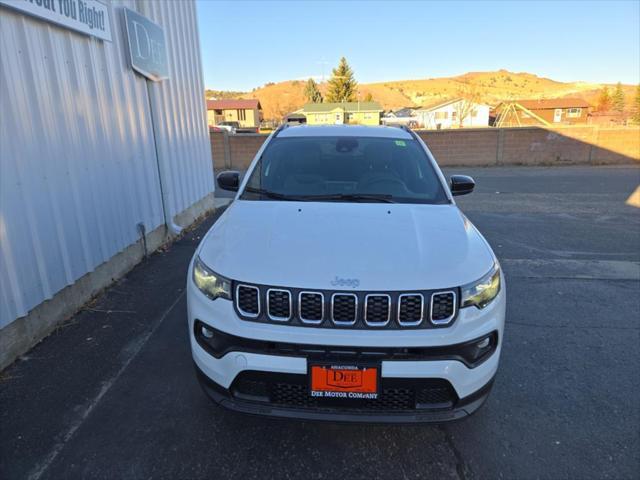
[395,140,406,147]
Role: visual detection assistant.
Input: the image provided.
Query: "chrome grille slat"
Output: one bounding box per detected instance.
[299,291,324,324]
[236,284,260,317]
[398,293,424,326]
[364,294,391,326]
[267,288,291,321]
[430,291,456,325]
[331,293,358,326]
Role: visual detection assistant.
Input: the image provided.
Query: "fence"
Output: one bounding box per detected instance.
[210,126,640,172]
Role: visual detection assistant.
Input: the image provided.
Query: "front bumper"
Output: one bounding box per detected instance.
[195,362,495,423]
[188,272,506,423]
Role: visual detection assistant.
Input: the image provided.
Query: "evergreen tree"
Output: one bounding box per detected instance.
[612,82,626,113]
[303,78,323,103]
[632,84,640,123]
[326,57,358,103]
[597,86,611,111]
[363,92,374,102]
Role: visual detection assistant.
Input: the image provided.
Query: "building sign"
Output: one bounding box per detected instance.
[0,0,112,41]
[123,8,169,82]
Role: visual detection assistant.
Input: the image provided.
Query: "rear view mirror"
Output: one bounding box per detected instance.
[217,171,240,191]
[450,175,475,196]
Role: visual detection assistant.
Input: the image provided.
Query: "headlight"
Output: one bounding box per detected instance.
[460,263,501,309]
[192,256,231,300]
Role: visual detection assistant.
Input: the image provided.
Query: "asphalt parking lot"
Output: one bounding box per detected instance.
[1,166,639,480]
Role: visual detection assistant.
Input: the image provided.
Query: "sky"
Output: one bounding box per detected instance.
[196,0,640,91]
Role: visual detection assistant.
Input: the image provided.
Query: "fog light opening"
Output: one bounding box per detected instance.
[201,325,214,339]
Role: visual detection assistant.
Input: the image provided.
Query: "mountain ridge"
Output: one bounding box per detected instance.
[205,70,637,120]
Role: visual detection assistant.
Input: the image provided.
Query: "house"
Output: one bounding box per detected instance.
[381,107,419,127]
[415,98,490,130]
[302,102,383,126]
[206,99,262,129]
[493,98,591,127]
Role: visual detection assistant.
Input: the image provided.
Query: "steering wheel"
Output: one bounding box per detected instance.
[359,175,408,193]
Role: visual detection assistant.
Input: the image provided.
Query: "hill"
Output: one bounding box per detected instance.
[208,70,637,120]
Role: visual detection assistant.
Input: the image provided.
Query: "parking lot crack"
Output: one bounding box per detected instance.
[439,426,471,480]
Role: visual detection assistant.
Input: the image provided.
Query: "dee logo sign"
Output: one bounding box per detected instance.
[123,7,169,82]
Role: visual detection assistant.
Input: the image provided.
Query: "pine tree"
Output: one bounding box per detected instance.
[326,57,358,103]
[632,84,640,124]
[612,82,626,113]
[363,92,374,102]
[303,78,323,103]
[597,86,611,111]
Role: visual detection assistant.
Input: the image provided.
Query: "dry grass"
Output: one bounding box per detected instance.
[230,70,637,120]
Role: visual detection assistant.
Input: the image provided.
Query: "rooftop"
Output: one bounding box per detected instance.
[302,101,383,113]
[514,98,591,109]
[207,99,261,110]
[277,124,413,139]
[416,97,490,112]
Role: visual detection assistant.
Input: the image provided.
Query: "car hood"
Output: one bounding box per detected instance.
[198,200,496,291]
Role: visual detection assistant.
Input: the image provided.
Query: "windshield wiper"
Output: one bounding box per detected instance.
[243,186,304,201]
[299,193,396,203]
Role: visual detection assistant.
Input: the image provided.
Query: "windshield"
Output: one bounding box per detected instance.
[241,136,449,204]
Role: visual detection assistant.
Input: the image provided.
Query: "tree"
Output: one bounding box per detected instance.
[325,57,358,103]
[363,92,374,102]
[612,82,626,113]
[455,84,481,127]
[303,78,323,103]
[632,84,640,124]
[597,86,612,111]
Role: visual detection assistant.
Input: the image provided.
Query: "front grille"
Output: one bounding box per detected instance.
[331,294,357,325]
[431,291,456,325]
[398,294,423,326]
[232,282,460,329]
[232,372,457,412]
[237,285,260,317]
[364,294,391,326]
[267,289,291,321]
[299,292,323,324]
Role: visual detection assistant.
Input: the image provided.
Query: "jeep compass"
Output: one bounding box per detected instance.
[188,124,505,422]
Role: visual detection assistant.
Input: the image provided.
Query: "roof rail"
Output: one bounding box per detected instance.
[272,123,290,138]
[396,124,419,140]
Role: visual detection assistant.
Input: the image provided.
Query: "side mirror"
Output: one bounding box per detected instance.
[217,171,240,191]
[450,175,475,196]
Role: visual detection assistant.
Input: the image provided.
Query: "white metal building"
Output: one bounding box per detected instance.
[0,0,214,368]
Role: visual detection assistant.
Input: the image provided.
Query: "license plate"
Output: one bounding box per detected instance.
[310,364,379,400]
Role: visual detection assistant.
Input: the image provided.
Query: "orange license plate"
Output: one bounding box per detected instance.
[310,364,379,400]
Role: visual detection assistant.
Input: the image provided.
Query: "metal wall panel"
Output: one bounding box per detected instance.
[0,0,212,328]
[140,0,214,218]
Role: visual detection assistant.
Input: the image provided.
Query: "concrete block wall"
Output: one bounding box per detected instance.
[591,128,640,164]
[229,135,268,170]
[210,126,640,172]
[417,129,500,166]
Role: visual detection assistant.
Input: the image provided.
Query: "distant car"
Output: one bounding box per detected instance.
[236,126,260,134]
[216,121,238,134]
[188,124,506,423]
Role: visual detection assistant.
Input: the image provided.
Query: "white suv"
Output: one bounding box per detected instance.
[188,125,505,423]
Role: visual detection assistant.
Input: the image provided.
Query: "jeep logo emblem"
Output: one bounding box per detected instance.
[330,276,360,288]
